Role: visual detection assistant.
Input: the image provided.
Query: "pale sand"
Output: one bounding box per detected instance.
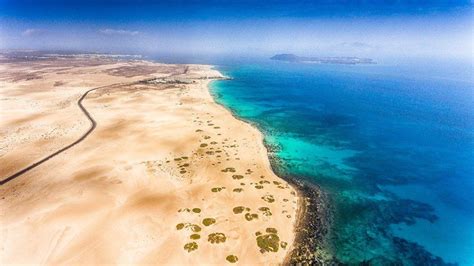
[0,55,299,265]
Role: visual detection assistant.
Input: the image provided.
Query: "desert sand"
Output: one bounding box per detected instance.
[0,54,299,265]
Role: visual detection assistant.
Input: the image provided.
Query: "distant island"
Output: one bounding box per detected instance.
[271,54,375,65]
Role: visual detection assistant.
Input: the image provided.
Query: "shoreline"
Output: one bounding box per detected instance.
[205,63,464,266]
[1,56,300,264]
[283,177,334,264]
[207,76,335,264]
[205,78,303,262]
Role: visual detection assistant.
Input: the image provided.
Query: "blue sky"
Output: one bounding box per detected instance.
[0,0,472,59]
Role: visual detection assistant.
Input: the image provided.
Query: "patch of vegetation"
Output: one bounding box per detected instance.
[255,185,264,189]
[280,241,288,249]
[233,188,243,193]
[176,223,185,230]
[261,194,275,203]
[192,208,201,213]
[258,207,272,216]
[245,213,258,221]
[184,242,198,252]
[256,233,280,253]
[232,174,243,180]
[202,218,216,226]
[226,255,238,263]
[200,143,208,147]
[233,206,245,214]
[190,234,201,240]
[208,233,226,244]
[221,167,236,173]
[211,187,225,192]
[189,224,202,232]
[266,228,278,234]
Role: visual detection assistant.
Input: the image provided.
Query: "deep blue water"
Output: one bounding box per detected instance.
[210,59,473,265]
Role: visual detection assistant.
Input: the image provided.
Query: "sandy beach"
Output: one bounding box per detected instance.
[0,54,299,264]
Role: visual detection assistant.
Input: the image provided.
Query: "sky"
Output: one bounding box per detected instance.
[0,0,472,59]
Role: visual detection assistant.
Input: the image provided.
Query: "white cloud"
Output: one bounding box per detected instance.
[331,41,380,55]
[339,42,374,49]
[22,28,46,37]
[99,28,140,36]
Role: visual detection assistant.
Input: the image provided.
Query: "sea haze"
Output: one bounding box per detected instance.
[210,57,473,265]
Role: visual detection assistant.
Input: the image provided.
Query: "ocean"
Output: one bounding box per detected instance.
[208,58,473,265]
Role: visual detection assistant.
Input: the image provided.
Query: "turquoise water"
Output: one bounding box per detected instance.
[210,59,473,265]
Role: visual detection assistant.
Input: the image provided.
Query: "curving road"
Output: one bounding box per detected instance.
[0,83,119,185]
[1,66,189,186]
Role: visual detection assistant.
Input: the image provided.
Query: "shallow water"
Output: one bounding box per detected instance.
[210,59,473,265]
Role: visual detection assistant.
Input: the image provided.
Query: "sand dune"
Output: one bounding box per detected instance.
[0,56,299,265]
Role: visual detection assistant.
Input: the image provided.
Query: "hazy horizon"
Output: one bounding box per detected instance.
[1,0,473,60]
[1,1,473,265]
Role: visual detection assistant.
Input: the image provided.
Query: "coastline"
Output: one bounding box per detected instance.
[208,75,335,264]
[200,72,304,263]
[206,78,303,262]
[205,61,470,266]
[283,178,334,264]
[1,56,300,264]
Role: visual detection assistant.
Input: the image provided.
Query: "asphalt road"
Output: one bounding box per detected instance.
[0,83,119,185]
